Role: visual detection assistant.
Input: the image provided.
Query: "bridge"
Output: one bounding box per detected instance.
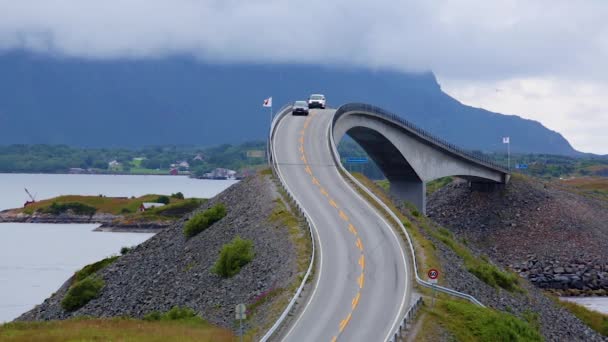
[265,103,508,341]
[333,103,510,214]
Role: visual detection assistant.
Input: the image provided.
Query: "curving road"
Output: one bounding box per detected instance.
[273,108,411,341]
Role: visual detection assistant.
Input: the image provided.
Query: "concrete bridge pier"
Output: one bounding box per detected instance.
[390,179,426,214]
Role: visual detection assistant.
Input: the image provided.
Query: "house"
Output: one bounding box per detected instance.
[202,168,237,180]
[193,154,204,161]
[169,168,179,176]
[139,202,166,212]
[178,161,190,169]
[108,160,121,170]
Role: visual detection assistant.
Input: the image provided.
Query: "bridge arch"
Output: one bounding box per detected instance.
[331,104,510,214]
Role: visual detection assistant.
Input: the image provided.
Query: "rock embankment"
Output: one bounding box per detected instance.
[17,174,303,336]
[427,176,608,295]
[0,211,170,232]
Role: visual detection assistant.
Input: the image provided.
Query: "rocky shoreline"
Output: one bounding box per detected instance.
[0,211,170,232]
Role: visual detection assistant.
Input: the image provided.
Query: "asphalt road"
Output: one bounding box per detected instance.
[273,109,410,341]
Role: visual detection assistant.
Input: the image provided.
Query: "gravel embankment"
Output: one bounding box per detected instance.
[427,176,608,295]
[17,174,301,335]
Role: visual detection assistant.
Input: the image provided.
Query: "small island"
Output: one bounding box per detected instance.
[0,192,204,232]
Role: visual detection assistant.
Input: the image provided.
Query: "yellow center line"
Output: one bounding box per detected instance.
[320,187,329,197]
[331,337,337,342]
[358,254,365,270]
[339,313,352,332]
[299,135,304,144]
[338,210,349,222]
[305,165,312,175]
[328,199,338,208]
[299,145,304,154]
[351,292,361,310]
[348,223,358,235]
[358,273,365,289]
[301,154,307,164]
[356,237,363,251]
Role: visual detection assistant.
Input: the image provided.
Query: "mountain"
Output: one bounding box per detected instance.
[0,51,579,155]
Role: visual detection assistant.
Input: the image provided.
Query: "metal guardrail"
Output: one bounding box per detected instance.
[328,105,485,341]
[260,105,318,342]
[333,103,510,174]
[392,297,423,341]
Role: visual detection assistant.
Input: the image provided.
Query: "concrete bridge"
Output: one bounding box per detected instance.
[331,103,510,214]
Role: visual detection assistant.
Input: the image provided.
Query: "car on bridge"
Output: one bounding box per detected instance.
[308,94,326,109]
[292,101,309,116]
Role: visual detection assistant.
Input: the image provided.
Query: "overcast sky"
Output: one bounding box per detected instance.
[0,0,606,153]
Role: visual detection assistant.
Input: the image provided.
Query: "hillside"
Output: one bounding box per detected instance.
[16,173,311,339]
[427,175,608,295]
[0,51,578,155]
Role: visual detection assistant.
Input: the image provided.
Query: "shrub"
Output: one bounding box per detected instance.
[120,247,131,255]
[212,237,254,278]
[170,192,185,199]
[61,276,104,311]
[40,202,97,216]
[74,256,119,282]
[183,204,226,238]
[156,195,170,204]
[120,207,132,214]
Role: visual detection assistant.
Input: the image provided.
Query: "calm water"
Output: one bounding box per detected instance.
[561,297,608,315]
[0,173,236,322]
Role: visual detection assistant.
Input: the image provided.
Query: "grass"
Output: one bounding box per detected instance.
[212,236,254,278]
[424,299,543,341]
[0,318,234,342]
[426,176,454,195]
[557,177,608,201]
[21,194,193,216]
[37,202,97,216]
[61,276,104,311]
[558,300,608,336]
[142,199,204,220]
[74,255,119,282]
[143,307,199,322]
[183,203,227,238]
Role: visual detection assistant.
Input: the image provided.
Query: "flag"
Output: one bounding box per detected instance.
[263,97,272,107]
[502,137,510,144]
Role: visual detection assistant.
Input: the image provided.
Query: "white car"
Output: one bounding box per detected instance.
[308,94,326,109]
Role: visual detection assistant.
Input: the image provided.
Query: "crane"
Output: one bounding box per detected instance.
[24,188,36,207]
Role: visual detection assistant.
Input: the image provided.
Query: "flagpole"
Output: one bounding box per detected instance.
[507,140,511,170]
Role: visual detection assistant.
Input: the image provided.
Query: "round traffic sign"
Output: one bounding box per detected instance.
[428,269,439,280]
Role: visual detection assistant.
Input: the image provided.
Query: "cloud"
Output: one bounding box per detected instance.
[441,77,608,154]
[0,0,606,153]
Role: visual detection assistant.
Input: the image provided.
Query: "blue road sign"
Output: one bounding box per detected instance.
[345,157,368,164]
[516,164,528,169]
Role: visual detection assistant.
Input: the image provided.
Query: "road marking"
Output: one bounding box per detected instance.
[356,237,363,251]
[305,165,312,175]
[312,177,320,186]
[331,337,337,342]
[299,135,304,144]
[339,313,352,332]
[300,129,305,135]
[299,145,304,154]
[351,292,361,310]
[328,199,338,208]
[338,210,349,222]
[359,254,365,270]
[348,224,358,235]
[320,187,329,197]
[301,154,307,164]
[358,273,365,289]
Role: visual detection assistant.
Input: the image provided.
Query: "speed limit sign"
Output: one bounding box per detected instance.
[428,269,439,280]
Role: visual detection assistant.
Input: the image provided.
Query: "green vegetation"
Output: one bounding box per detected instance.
[0,318,234,342]
[171,192,185,199]
[156,195,171,204]
[74,256,119,282]
[0,142,267,174]
[558,300,608,336]
[426,176,454,195]
[61,276,104,311]
[426,299,542,341]
[183,204,227,238]
[144,199,204,220]
[120,246,132,255]
[212,237,254,278]
[38,202,96,216]
[143,307,200,322]
[429,222,520,292]
[557,177,608,202]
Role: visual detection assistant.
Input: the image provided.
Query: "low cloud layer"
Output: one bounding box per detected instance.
[0,0,607,153]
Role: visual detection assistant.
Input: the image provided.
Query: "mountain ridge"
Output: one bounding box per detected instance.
[0,51,580,155]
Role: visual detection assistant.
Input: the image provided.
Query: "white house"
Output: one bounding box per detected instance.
[139,202,166,212]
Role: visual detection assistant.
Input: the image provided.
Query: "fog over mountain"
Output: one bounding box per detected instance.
[0,52,578,155]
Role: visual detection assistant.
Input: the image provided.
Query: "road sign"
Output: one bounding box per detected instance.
[345,157,368,164]
[235,303,246,320]
[515,163,528,169]
[428,269,439,280]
